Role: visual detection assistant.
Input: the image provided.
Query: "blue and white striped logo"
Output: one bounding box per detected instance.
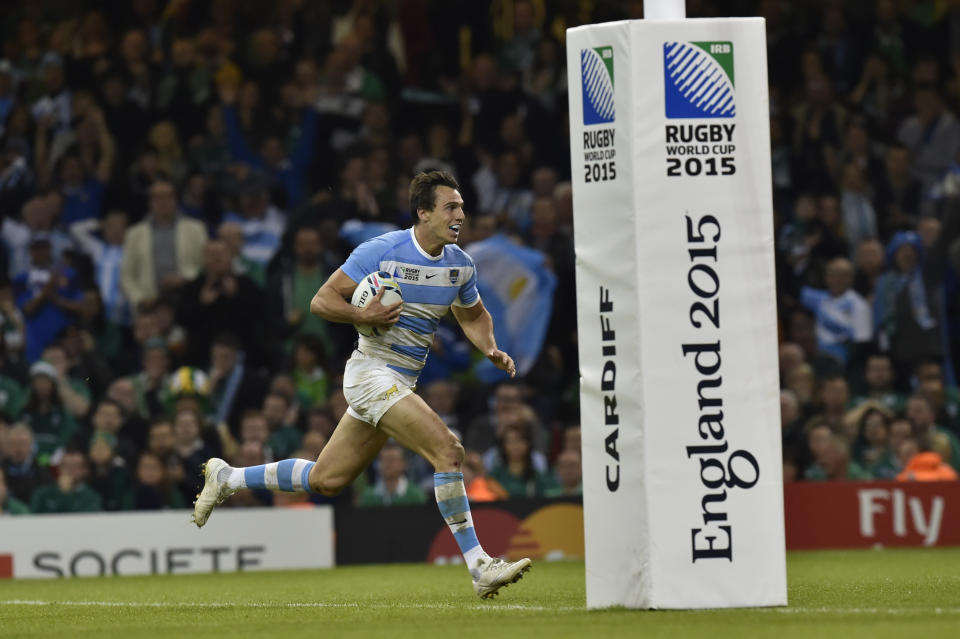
[581,47,614,125]
[664,41,735,119]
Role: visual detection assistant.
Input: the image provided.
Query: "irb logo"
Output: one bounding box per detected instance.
[664,41,735,119]
[581,46,615,125]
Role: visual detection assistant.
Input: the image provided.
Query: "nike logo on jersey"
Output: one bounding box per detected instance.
[450,518,468,525]
[425,273,437,279]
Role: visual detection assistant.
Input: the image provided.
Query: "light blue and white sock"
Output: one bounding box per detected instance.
[221,459,315,493]
[435,472,489,578]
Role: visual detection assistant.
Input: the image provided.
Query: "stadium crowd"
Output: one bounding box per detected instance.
[1,0,960,517]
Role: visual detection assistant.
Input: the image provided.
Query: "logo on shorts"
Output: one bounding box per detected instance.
[663,41,735,119]
[581,46,614,125]
[380,384,400,401]
[449,268,460,284]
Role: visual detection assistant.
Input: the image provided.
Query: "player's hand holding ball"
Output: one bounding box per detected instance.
[352,271,403,337]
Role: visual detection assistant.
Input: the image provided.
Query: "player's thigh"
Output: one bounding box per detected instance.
[377,392,462,469]
[309,411,388,491]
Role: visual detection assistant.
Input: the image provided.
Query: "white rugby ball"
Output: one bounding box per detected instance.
[351,271,403,337]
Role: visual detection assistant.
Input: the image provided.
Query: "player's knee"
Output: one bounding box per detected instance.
[433,436,465,471]
[308,467,347,497]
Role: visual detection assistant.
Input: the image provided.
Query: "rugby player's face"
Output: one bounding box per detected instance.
[423,186,465,244]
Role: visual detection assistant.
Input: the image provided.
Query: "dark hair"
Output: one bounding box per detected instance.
[294,333,326,362]
[212,332,241,351]
[498,423,535,483]
[97,398,125,416]
[409,170,459,224]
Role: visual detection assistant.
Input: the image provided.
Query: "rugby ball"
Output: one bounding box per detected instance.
[351,271,403,337]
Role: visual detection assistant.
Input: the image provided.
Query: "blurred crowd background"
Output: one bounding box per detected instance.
[1,0,959,517]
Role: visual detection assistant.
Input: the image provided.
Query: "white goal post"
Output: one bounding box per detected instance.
[567,14,787,609]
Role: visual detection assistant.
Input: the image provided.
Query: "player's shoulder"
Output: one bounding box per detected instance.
[442,242,475,267]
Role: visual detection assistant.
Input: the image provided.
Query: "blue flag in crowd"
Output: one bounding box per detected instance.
[465,234,557,382]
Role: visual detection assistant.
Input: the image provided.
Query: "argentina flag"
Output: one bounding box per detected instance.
[465,234,557,382]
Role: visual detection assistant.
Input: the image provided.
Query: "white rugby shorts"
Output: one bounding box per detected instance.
[342,349,417,426]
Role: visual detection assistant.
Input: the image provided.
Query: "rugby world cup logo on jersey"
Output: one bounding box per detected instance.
[581,46,614,125]
[664,42,735,119]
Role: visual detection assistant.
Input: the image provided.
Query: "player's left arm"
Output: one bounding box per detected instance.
[451,300,516,378]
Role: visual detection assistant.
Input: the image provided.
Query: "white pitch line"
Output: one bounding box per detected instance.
[766,606,960,615]
[0,600,576,612]
[3,601,959,615]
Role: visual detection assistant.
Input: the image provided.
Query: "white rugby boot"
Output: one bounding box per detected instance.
[191,457,237,528]
[472,557,532,599]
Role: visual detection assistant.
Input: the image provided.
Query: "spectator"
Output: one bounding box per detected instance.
[18,360,76,462]
[30,52,71,135]
[40,343,91,419]
[852,238,886,300]
[781,389,809,474]
[121,179,208,310]
[171,409,216,506]
[239,410,271,454]
[906,394,960,470]
[811,375,852,433]
[489,424,556,498]
[220,82,318,208]
[14,233,85,363]
[177,239,266,367]
[224,439,273,508]
[29,450,101,513]
[122,451,185,510]
[462,450,508,502]
[466,382,548,469]
[805,432,871,481]
[800,257,872,365]
[106,377,149,445]
[270,225,333,353]
[221,177,287,268]
[839,162,878,254]
[545,449,582,497]
[873,145,921,237]
[291,334,328,409]
[84,397,137,462]
[873,201,960,375]
[897,84,960,192]
[218,221,265,286]
[913,359,960,428]
[895,436,959,481]
[262,392,301,459]
[849,403,899,479]
[1,423,50,502]
[69,210,130,327]
[206,332,267,431]
[129,338,170,421]
[87,431,129,511]
[0,466,30,514]
[0,344,26,417]
[853,353,906,413]
[358,442,427,506]
[38,107,114,225]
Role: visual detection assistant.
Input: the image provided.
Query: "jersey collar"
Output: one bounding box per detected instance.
[409,227,444,261]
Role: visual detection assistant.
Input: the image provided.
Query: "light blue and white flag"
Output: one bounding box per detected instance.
[465,234,557,381]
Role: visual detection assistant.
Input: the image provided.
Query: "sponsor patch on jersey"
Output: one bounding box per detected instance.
[392,265,422,281]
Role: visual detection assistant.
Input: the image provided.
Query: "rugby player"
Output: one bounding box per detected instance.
[192,171,531,598]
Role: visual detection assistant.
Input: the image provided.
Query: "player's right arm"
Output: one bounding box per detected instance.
[310,268,402,326]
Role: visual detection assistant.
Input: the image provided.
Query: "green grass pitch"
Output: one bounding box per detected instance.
[2,549,959,638]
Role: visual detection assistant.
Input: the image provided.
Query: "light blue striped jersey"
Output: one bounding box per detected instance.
[341,228,479,379]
